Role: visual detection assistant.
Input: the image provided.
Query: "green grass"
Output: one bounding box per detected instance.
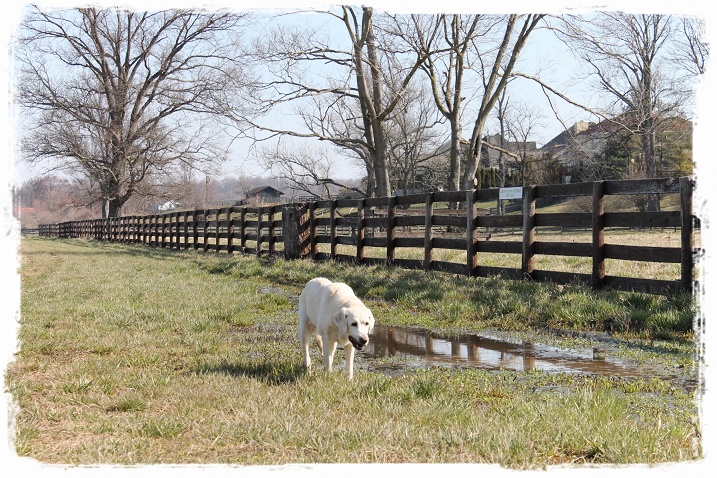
[5,237,702,468]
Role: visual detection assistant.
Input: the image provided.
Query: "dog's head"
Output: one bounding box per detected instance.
[333,306,375,351]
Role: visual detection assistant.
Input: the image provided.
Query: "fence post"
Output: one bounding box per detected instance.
[255,207,262,255]
[282,204,310,259]
[182,212,187,249]
[214,210,221,253]
[201,209,209,252]
[162,214,168,248]
[308,202,317,259]
[268,206,276,255]
[146,215,150,245]
[240,208,247,252]
[173,212,179,249]
[680,177,694,294]
[592,181,606,290]
[467,189,478,277]
[387,196,396,265]
[226,207,234,254]
[192,210,199,250]
[357,198,365,264]
[522,186,536,278]
[330,200,338,260]
[156,215,161,247]
[167,213,174,248]
[424,193,434,271]
[146,216,152,246]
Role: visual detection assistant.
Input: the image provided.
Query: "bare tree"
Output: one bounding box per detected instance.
[462,14,545,191]
[503,98,546,184]
[17,6,250,218]
[259,143,363,199]
[385,82,447,194]
[555,13,700,211]
[398,14,488,192]
[671,17,709,76]
[241,6,441,198]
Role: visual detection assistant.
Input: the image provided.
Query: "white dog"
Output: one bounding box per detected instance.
[298,277,375,379]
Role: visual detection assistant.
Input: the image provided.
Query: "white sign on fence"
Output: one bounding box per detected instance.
[499,187,523,200]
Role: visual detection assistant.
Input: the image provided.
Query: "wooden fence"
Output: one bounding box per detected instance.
[38,177,698,295]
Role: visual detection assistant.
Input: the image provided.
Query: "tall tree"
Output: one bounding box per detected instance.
[555,13,699,211]
[403,14,487,192]
[502,98,545,184]
[17,7,250,217]
[385,82,446,194]
[242,6,440,198]
[462,14,545,191]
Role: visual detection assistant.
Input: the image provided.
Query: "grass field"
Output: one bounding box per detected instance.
[5,237,703,470]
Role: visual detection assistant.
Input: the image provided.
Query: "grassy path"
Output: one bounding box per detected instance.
[5,237,702,469]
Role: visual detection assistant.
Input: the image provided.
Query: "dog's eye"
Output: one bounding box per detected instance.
[351,322,357,327]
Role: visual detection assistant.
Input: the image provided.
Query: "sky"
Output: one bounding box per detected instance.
[5,0,707,183]
[1,1,716,477]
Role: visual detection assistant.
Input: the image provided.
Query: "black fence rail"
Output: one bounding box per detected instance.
[38,177,698,295]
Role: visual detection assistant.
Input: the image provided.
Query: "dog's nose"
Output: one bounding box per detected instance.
[357,336,368,345]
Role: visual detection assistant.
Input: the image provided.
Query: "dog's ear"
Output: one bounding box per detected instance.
[367,309,375,333]
[332,307,349,333]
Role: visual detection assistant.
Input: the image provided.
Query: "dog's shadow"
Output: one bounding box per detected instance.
[194,360,306,385]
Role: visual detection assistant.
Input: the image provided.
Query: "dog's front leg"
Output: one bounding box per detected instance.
[322,338,337,373]
[344,344,355,380]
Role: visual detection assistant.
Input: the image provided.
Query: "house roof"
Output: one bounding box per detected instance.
[541,116,692,153]
[246,186,284,196]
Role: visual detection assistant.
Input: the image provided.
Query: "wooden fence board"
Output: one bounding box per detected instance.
[432,237,466,250]
[603,177,681,195]
[534,241,592,257]
[476,216,522,228]
[604,244,681,263]
[394,237,424,248]
[605,211,681,228]
[475,241,522,254]
[433,215,466,227]
[535,213,592,228]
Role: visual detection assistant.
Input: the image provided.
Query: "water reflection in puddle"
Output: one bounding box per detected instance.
[364,325,644,377]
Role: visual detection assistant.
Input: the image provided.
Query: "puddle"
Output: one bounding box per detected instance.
[363,325,690,385]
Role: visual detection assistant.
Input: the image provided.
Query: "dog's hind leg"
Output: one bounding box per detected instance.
[315,334,323,355]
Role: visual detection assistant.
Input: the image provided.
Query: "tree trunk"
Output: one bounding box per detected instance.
[463,119,487,190]
[448,117,462,192]
[373,136,391,197]
[365,8,391,198]
[643,125,661,211]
